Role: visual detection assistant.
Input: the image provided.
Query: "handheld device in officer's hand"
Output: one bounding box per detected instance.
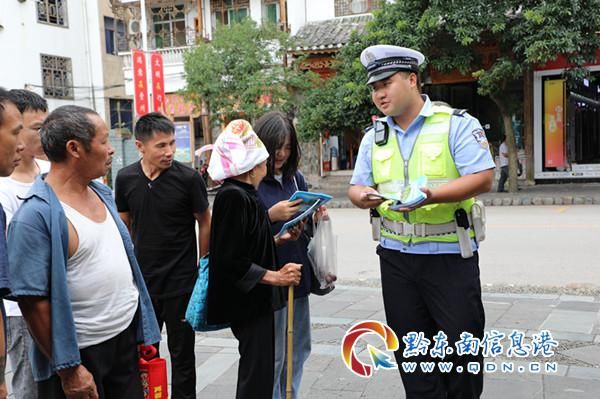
[388,176,428,210]
[454,208,473,258]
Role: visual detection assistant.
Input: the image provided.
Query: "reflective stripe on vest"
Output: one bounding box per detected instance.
[371,108,474,244]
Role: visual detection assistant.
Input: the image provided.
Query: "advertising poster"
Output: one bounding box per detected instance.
[174,122,193,163]
[543,79,566,168]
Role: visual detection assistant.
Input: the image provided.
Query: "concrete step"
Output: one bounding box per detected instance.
[306,173,352,195]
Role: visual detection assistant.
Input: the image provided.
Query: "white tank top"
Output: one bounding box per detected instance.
[61,201,139,349]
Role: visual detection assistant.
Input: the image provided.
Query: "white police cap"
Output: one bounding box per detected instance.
[360,45,425,85]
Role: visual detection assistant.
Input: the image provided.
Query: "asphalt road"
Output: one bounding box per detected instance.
[330,205,600,288]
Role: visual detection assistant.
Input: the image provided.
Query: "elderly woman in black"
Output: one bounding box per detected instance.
[206,120,302,399]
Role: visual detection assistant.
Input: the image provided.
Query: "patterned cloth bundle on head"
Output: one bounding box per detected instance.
[207,119,269,181]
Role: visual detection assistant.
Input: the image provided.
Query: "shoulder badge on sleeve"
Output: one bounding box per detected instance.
[471,128,489,149]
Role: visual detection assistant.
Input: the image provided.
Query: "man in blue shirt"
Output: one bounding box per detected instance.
[348,45,495,398]
[0,87,25,399]
[1,89,49,399]
[7,105,160,399]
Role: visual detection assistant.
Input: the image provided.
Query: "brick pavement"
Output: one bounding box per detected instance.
[159,286,600,398]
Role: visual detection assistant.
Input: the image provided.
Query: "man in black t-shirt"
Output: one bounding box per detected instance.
[115,113,211,399]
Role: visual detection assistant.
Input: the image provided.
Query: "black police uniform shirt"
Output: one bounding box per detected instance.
[115,160,209,299]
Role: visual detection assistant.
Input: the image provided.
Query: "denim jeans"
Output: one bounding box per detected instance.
[7,316,38,399]
[272,296,311,399]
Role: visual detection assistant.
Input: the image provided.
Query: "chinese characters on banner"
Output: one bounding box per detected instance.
[151,53,165,113]
[132,49,149,117]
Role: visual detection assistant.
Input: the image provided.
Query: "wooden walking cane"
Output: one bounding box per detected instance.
[286,285,294,399]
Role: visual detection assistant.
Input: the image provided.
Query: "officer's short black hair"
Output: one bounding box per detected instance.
[399,71,422,93]
[8,89,48,114]
[254,111,301,180]
[135,112,174,142]
[370,71,422,93]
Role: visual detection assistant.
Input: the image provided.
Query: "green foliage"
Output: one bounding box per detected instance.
[183,19,315,123]
[297,0,600,141]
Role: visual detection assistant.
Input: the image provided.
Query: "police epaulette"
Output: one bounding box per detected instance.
[453,108,467,117]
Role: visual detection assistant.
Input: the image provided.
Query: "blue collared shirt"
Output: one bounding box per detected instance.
[0,205,10,348]
[350,95,495,254]
[7,175,161,381]
[0,204,10,297]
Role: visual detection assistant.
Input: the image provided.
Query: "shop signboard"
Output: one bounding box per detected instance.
[543,79,566,168]
[174,122,194,163]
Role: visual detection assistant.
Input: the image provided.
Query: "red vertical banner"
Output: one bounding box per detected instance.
[543,79,566,168]
[133,49,149,117]
[151,53,165,113]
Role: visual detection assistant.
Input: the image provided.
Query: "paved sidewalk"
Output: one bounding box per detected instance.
[209,181,600,207]
[325,182,600,208]
[168,286,600,398]
[7,285,598,397]
[477,182,600,207]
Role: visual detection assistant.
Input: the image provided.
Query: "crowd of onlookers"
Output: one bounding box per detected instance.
[0,88,322,399]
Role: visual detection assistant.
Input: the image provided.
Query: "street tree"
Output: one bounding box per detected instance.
[183,19,315,125]
[298,0,600,192]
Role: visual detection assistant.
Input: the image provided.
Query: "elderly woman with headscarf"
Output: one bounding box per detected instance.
[206,120,302,399]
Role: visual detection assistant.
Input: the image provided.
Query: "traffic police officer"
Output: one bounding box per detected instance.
[348,45,495,398]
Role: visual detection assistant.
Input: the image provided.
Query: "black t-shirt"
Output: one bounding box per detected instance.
[115,160,209,298]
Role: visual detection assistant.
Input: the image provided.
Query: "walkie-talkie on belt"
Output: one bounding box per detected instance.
[454,208,473,258]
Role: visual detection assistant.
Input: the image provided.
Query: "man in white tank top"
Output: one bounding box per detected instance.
[6,106,160,399]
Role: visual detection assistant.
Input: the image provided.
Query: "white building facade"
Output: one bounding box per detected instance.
[0,0,106,118]
[118,0,376,96]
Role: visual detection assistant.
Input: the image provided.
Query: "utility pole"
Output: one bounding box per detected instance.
[196,0,203,37]
[279,0,288,32]
[139,0,153,110]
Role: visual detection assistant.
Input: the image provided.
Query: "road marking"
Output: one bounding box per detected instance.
[555,206,570,213]
[482,301,511,306]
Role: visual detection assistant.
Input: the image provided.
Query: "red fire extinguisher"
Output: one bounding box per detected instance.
[139,344,168,399]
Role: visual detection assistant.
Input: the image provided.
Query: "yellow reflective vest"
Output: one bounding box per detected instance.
[372,104,474,244]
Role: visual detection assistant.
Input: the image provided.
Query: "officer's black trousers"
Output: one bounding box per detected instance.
[378,246,485,399]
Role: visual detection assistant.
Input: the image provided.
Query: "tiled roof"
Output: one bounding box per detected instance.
[293,14,372,52]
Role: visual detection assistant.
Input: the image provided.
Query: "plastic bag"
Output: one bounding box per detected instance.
[307,218,338,290]
[185,256,230,331]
